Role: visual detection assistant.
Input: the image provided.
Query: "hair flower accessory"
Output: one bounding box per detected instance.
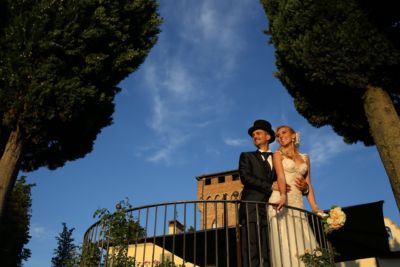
[294,132,300,147]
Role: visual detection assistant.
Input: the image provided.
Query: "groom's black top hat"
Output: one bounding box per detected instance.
[248,119,275,143]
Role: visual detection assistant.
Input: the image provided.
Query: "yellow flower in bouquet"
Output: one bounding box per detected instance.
[317,206,346,234]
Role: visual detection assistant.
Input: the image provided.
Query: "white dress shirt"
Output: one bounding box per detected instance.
[259,149,273,169]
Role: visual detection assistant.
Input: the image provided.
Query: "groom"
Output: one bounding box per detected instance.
[238,119,276,267]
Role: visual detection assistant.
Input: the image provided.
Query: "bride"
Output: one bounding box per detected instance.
[268,125,322,266]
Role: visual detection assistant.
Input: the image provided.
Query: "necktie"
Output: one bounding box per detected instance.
[261,152,273,169]
[261,152,273,159]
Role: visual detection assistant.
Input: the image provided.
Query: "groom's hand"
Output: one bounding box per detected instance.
[272,178,308,194]
[272,181,291,192]
[295,177,309,195]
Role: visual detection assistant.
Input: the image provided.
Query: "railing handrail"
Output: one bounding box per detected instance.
[81,199,332,267]
[83,199,317,238]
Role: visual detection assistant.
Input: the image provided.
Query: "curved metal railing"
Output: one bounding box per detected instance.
[81,200,332,267]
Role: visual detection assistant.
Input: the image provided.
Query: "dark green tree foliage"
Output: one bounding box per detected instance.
[154,258,184,267]
[51,223,78,267]
[356,0,400,49]
[0,176,34,267]
[80,242,101,267]
[0,0,161,218]
[81,199,145,266]
[261,0,400,145]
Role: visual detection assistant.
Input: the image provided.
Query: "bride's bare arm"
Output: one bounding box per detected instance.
[305,156,321,212]
[272,151,286,211]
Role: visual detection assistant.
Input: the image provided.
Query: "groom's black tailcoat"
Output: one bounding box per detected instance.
[239,151,275,221]
[238,150,275,267]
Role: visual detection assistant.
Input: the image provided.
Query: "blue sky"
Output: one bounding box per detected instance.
[24,1,400,266]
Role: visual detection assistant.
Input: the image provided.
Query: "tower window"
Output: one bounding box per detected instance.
[218,176,225,183]
[232,191,239,199]
[232,174,239,181]
[205,178,211,185]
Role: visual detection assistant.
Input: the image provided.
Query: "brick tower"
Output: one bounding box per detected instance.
[196,170,243,229]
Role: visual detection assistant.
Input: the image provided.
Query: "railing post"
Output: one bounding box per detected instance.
[223,194,229,266]
[235,200,242,267]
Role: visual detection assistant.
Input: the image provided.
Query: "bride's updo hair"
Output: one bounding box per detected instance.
[276,125,300,147]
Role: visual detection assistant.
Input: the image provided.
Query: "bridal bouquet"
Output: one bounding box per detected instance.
[317,206,346,234]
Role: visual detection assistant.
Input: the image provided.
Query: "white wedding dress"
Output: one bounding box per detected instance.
[268,153,318,267]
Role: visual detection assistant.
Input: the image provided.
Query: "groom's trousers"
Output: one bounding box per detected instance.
[240,214,270,267]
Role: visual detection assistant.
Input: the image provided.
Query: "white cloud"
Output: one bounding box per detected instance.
[179,0,248,77]
[205,147,222,156]
[136,0,254,165]
[305,130,353,167]
[31,225,54,240]
[198,5,219,40]
[224,138,249,147]
[142,62,200,164]
[163,63,194,97]
[147,136,189,165]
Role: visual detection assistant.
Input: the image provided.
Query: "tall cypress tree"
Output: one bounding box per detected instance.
[51,223,77,267]
[0,0,162,220]
[0,176,34,267]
